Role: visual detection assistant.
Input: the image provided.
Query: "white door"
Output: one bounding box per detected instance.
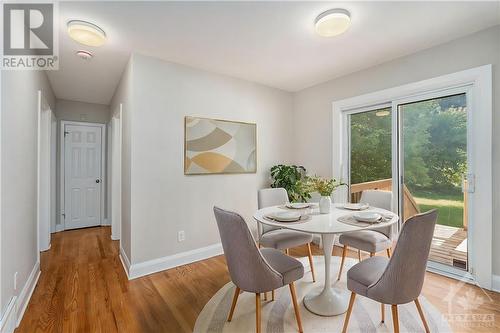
[64,124,102,230]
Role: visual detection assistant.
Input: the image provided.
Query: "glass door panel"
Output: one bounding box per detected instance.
[399,93,468,271]
[349,107,392,204]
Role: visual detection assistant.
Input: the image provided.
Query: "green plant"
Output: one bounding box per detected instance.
[270,165,311,202]
[302,176,345,196]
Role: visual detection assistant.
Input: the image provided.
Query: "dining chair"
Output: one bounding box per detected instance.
[337,189,394,280]
[213,206,304,333]
[257,188,316,283]
[341,209,438,333]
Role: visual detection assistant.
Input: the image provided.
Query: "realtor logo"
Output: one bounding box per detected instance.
[2,2,58,69]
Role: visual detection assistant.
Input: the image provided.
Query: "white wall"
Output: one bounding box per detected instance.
[292,25,500,274]
[110,58,133,262]
[1,70,55,319]
[122,54,294,265]
[54,99,111,229]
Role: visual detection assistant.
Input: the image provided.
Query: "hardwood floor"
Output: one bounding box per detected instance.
[17,226,500,332]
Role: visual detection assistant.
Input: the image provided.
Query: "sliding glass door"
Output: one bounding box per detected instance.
[347,89,472,277]
[398,92,469,272]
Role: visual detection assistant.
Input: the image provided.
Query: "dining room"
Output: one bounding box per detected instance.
[3,2,500,333]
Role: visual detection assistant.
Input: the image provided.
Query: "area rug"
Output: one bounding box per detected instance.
[194,256,452,332]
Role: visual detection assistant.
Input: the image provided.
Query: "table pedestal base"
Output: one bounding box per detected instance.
[304,286,349,316]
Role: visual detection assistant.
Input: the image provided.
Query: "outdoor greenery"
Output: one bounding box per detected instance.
[350,94,467,227]
[270,164,311,202]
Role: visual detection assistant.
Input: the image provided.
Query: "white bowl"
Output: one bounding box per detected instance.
[343,203,369,210]
[286,203,311,209]
[353,212,381,223]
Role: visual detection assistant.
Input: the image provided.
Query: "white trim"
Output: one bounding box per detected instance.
[59,120,106,230]
[125,243,223,280]
[119,246,131,279]
[110,105,122,241]
[332,65,493,289]
[102,218,111,226]
[15,261,41,327]
[492,275,500,293]
[0,297,17,333]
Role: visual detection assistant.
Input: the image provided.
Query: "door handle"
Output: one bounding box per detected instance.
[96,179,100,184]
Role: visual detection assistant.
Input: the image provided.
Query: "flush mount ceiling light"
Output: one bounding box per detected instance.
[67,20,106,47]
[315,9,351,37]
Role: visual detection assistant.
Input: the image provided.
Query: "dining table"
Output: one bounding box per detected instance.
[253,203,399,317]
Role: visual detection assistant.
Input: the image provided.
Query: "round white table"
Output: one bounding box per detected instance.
[253,204,398,317]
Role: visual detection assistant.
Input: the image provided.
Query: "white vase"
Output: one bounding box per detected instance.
[319,195,331,214]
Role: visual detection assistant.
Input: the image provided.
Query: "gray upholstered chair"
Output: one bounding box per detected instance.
[257,188,316,283]
[213,206,304,333]
[337,189,394,280]
[342,209,438,333]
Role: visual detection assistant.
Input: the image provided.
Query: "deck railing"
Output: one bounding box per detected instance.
[350,178,468,228]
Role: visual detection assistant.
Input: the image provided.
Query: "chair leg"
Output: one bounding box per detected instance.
[337,245,347,280]
[357,250,362,261]
[285,248,290,255]
[414,298,430,333]
[264,292,267,301]
[306,243,316,282]
[342,292,356,333]
[370,252,375,257]
[381,303,385,323]
[272,289,275,301]
[256,293,261,333]
[386,248,391,258]
[227,287,241,322]
[391,305,400,333]
[289,282,303,333]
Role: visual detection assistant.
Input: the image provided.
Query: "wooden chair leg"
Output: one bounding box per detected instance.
[289,282,303,333]
[370,252,375,257]
[357,250,362,261]
[381,303,385,323]
[272,290,275,301]
[285,248,290,255]
[391,305,400,333]
[256,293,261,333]
[342,292,356,333]
[227,287,240,322]
[307,243,316,282]
[264,292,267,301]
[414,298,430,333]
[337,245,347,280]
[386,248,391,258]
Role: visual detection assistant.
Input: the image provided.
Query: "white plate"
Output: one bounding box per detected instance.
[268,211,301,222]
[286,203,311,209]
[353,212,381,223]
[343,203,369,211]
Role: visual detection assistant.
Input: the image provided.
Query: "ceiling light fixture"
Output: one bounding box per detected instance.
[67,20,106,47]
[315,9,351,37]
[76,50,93,61]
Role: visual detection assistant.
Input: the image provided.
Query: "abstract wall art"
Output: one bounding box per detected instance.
[184,116,257,174]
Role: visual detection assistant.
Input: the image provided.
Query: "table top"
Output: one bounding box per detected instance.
[253,204,399,235]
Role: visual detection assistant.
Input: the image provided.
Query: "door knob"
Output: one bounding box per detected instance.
[96,179,100,183]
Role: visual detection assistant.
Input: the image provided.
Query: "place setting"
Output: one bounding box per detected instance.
[337,210,395,227]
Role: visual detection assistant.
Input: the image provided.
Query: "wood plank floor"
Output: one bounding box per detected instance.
[17,226,500,332]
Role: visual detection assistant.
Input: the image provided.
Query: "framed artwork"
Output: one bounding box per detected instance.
[184,116,257,175]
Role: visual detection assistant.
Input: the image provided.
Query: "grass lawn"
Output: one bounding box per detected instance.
[413,190,464,228]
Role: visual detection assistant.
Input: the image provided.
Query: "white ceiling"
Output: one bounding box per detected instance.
[48,1,500,105]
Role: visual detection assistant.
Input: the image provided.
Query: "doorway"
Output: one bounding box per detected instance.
[60,121,106,230]
[335,65,492,289]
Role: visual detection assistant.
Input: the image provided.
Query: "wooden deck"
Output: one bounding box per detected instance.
[429,224,468,269]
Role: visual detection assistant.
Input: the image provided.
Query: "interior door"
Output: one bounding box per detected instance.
[64,124,102,230]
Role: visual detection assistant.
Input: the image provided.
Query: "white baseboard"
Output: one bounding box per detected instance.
[119,246,131,279]
[16,261,41,327]
[101,218,111,226]
[492,274,500,293]
[0,297,17,333]
[127,243,223,280]
[55,224,64,232]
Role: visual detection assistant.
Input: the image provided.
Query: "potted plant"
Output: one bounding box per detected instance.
[303,176,345,214]
[270,165,311,202]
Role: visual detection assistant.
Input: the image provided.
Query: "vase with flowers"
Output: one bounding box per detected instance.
[302,176,345,214]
